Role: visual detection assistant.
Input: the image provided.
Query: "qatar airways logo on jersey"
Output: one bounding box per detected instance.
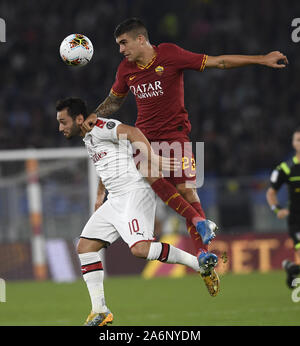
[129,81,164,99]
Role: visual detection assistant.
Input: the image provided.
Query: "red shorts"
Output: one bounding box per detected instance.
[149,137,196,186]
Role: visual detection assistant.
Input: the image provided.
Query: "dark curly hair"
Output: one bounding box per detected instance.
[56,97,87,119]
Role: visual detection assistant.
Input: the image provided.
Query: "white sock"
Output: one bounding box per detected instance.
[78,252,108,313]
[147,242,200,272]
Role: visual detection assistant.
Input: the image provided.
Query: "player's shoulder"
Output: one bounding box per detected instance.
[91,117,122,138]
[117,57,136,73]
[94,117,122,129]
[276,158,294,175]
[157,42,182,52]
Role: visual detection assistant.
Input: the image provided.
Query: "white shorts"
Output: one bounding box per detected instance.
[80,187,157,248]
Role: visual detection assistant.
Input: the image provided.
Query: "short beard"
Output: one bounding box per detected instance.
[67,122,81,139]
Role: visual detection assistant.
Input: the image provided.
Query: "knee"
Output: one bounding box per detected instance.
[176,185,198,201]
[77,239,89,254]
[130,241,150,258]
[77,238,105,254]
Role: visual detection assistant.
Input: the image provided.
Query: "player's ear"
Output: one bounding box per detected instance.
[75,114,85,125]
[137,34,145,45]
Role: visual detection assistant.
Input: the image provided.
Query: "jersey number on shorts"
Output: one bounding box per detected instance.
[182,156,196,171]
[128,218,140,235]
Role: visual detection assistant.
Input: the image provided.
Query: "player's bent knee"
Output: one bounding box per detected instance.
[130,241,151,258]
[77,237,106,254]
[176,184,198,202]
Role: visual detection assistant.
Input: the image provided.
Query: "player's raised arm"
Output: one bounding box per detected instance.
[95,91,127,118]
[206,51,288,69]
[82,92,127,132]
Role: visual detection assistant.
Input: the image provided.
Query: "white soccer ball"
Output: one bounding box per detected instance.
[59,34,93,67]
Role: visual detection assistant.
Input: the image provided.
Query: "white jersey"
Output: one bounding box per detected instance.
[83,117,150,196]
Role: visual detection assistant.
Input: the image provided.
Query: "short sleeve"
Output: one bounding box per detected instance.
[91,118,122,144]
[163,43,207,71]
[269,166,288,190]
[111,64,129,97]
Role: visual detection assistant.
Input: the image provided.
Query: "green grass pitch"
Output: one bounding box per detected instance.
[0,271,299,326]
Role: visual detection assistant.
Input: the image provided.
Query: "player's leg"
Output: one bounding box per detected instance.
[78,201,120,326]
[147,175,203,223]
[120,188,219,296]
[175,183,208,252]
[148,177,216,246]
[169,137,219,296]
[130,240,218,296]
[282,224,300,288]
[77,237,112,325]
[131,240,199,272]
[175,183,218,254]
[176,183,219,292]
[147,138,219,296]
[161,137,217,255]
[147,138,217,247]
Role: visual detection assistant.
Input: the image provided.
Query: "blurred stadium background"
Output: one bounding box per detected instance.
[0,0,300,325]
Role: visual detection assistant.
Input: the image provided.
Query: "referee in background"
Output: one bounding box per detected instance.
[266,127,300,288]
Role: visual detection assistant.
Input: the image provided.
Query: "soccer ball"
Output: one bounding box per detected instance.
[59,34,93,67]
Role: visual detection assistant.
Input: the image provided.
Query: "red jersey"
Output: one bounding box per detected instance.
[111,43,207,141]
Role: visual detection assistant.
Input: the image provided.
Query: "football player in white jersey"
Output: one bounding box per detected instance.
[56,97,217,326]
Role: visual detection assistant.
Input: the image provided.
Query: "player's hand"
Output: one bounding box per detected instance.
[82,113,97,132]
[277,208,289,219]
[262,51,288,68]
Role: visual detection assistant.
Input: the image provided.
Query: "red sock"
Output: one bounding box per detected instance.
[191,201,206,219]
[187,201,208,254]
[151,178,204,225]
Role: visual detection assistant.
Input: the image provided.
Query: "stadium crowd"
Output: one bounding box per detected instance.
[0,0,299,176]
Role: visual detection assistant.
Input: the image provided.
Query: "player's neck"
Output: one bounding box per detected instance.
[296,152,300,162]
[135,44,156,67]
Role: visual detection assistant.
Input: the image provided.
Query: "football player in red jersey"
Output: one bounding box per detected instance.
[82,18,288,296]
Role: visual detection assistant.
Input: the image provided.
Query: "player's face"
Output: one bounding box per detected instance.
[116,33,143,62]
[292,131,300,153]
[57,109,81,139]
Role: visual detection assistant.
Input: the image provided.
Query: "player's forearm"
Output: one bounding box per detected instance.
[211,55,264,69]
[117,124,161,178]
[94,93,126,118]
[129,129,163,180]
[125,127,153,160]
[266,187,279,208]
[97,178,106,200]
[94,178,106,210]
[206,51,288,69]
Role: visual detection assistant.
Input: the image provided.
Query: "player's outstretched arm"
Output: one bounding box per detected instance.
[206,51,288,69]
[82,92,127,132]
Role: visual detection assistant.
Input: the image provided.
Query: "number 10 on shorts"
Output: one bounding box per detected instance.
[128,218,140,235]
